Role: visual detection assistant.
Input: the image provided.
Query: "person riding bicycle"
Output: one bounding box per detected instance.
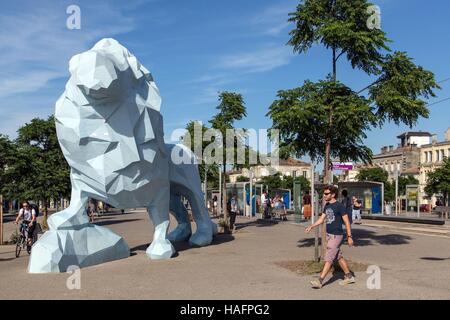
[14,201,37,245]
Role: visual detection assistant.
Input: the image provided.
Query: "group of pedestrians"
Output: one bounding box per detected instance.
[261,192,288,220]
[341,190,363,224]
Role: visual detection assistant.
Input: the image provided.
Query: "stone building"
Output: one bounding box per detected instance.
[228,157,311,183]
[371,131,432,181]
[419,128,450,205]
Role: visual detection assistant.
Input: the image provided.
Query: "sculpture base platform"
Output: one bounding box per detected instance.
[28,224,130,273]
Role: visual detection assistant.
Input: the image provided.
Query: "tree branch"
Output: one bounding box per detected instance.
[357,79,382,94]
[335,50,345,62]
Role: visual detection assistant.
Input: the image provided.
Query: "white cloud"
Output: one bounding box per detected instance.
[217,45,294,73]
[248,1,297,36]
[0,0,150,137]
[0,2,137,99]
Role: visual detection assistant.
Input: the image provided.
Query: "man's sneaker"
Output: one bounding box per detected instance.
[339,276,356,286]
[310,279,323,289]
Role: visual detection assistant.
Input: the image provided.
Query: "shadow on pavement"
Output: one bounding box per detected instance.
[0,251,16,255]
[0,257,16,262]
[420,257,450,261]
[130,233,234,254]
[93,218,143,227]
[298,228,412,248]
[233,219,280,231]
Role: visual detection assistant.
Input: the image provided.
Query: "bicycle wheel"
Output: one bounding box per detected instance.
[15,237,23,258]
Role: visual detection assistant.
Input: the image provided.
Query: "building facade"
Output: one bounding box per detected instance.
[228,157,311,183]
[419,128,450,205]
[370,131,432,181]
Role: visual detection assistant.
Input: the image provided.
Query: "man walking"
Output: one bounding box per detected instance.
[302,190,312,219]
[306,185,355,289]
[229,194,239,231]
[261,191,270,219]
[352,196,362,224]
[341,189,353,225]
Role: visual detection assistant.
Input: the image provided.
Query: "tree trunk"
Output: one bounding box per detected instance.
[320,46,337,261]
[44,200,49,218]
[223,163,228,227]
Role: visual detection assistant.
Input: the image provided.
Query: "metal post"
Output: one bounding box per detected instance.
[249,169,253,218]
[204,165,208,207]
[218,167,222,216]
[311,163,319,262]
[0,194,3,245]
[395,171,398,216]
[311,163,315,224]
[417,185,420,218]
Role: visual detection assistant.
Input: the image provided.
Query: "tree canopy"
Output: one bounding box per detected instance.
[270,0,439,184]
[0,116,70,213]
[425,158,450,206]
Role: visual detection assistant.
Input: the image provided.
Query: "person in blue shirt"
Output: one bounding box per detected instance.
[306,185,355,289]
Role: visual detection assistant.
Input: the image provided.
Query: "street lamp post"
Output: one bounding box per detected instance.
[395,169,399,217]
[0,194,3,245]
[218,166,222,217]
[249,168,253,218]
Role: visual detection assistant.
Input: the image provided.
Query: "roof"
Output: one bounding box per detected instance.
[421,140,450,148]
[277,157,311,167]
[397,131,432,138]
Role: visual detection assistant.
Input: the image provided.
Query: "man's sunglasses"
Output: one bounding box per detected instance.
[323,192,331,195]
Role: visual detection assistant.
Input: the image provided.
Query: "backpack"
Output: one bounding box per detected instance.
[30,203,39,217]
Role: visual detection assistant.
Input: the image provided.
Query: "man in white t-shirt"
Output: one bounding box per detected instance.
[261,192,270,219]
[15,201,37,244]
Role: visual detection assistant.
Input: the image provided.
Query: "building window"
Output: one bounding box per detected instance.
[429,151,433,162]
[440,150,445,161]
[424,152,428,163]
[303,171,307,178]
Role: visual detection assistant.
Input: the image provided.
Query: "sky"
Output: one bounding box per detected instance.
[0,0,449,166]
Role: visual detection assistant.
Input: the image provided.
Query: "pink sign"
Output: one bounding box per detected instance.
[332,162,353,170]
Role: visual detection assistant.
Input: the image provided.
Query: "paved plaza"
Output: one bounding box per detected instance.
[1,209,449,299]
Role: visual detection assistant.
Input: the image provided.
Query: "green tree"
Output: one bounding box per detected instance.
[398,175,419,196]
[356,167,394,201]
[236,175,250,183]
[2,116,70,227]
[258,173,310,195]
[425,158,450,206]
[0,135,15,189]
[270,0,439,185]
[209,92,247,222]
[356,166,388,182]
[183,121,220,193]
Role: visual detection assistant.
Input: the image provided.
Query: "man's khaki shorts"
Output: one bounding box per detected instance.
[325,233,343,263]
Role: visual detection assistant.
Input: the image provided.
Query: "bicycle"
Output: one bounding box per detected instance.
[15,222,34,258]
